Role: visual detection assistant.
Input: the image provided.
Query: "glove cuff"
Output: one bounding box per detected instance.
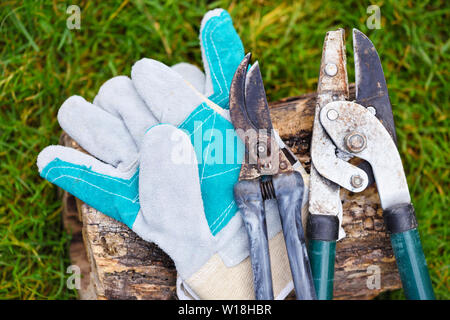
[180,231,294,300]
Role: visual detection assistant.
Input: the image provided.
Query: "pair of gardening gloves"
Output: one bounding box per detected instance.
[37,9,297,300]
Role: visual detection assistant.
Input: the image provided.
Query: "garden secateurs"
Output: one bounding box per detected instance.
[229,53,316,300]
[307,28,435,300]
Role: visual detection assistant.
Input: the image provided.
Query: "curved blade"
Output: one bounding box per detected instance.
[229,53,256,135]
[353,29,397,143]
[244,62,273,134]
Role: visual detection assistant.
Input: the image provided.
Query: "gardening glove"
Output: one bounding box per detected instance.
[37,8,240,224]
[170,8,240,107]
[131,60,295,299]
[129,9,296,297]
[37,8,293,299]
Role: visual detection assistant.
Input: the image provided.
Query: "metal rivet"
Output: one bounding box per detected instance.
[327,109,339,121]
[256,142,266,155]
[350,174,364,188]
[279,161,288,170]
[344,132,367,153]
[367,106,376,115]
[325,63,338,76]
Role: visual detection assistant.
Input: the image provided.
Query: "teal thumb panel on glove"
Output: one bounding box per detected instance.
[200,9,245,109]
[37,146,140,229]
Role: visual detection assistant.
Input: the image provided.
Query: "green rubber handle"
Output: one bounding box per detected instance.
[390,229,435,300]
[308,239,336,300]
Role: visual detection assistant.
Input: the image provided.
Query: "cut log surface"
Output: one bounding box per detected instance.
[61,85,401,300]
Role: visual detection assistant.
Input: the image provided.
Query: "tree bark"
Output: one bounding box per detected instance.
[60,84,401,300]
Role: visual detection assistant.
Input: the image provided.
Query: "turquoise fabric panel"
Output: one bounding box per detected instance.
[179,103,244,236]
[194,10,246,235]
[41,158,140,228]
[202,10,245,109]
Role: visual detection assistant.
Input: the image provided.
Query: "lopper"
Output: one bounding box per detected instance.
[307,28,435,300]
[229,53,316,300]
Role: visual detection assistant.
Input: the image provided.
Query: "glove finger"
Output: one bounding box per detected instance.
[138,124,215,279]
[132,58,242,238]
[131,58,205,125]
[199,9,244,108]
[171,63,205,94]
[37,145,140,228]
[93,76,158,149]
[58,95,138,169]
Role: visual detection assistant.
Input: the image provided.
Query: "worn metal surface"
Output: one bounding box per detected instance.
[319,101,410,210]
[244,61,273,133]
[229,53,294,180]
[309,30,358,240]
[353,29,397,185]
[230,54,317,300]
[229,54,281,300]
[354,29,397,144]
[319,98,435,300]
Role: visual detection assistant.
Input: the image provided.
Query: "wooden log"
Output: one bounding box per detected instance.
[61,84,401,300]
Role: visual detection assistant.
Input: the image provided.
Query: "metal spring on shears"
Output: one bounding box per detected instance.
[260,179,276,200]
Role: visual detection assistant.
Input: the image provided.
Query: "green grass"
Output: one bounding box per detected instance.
[0,0,448,299]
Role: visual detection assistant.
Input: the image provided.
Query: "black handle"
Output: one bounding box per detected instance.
[234,180,274,300]
[273,172,316,300]
[384,203,435,299]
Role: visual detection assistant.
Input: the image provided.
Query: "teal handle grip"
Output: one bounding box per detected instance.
[390,229,435,300]
[308,239,336,300]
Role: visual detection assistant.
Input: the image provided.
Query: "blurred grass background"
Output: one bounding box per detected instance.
[0,0,448,299]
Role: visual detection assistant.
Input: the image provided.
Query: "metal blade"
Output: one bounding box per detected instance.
[317,28,349,101]
[309,29,352,240]
[230,54,288,179]
[311,29,367,193]
[229,53,257,135]
[353,29,397,143]
[244,62,273,134]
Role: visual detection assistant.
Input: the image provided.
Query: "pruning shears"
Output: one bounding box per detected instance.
[229,54,316,300]
[307,28,435,300]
